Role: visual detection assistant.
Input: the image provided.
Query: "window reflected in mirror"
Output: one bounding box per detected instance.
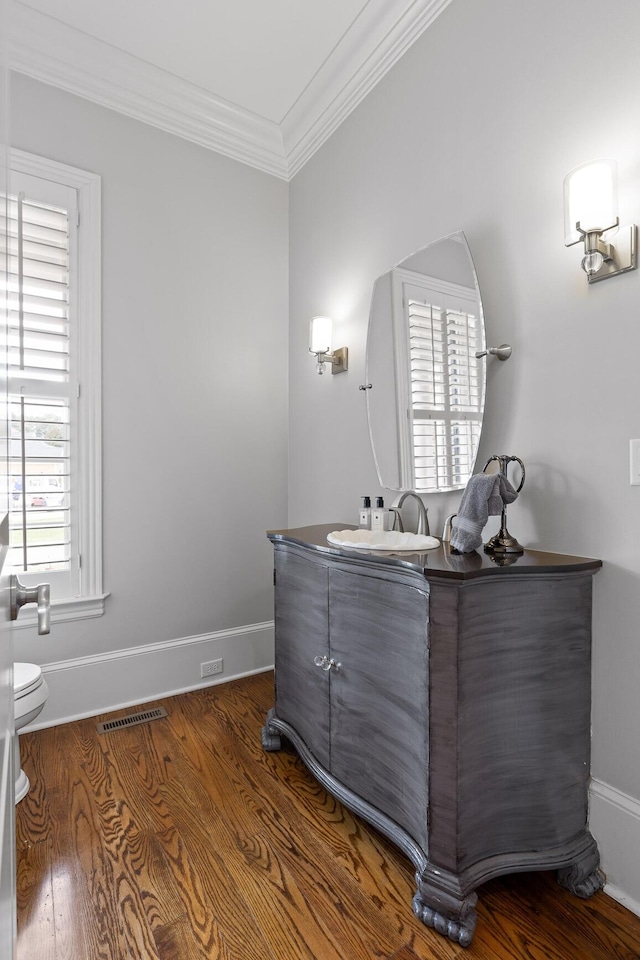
[366,232,486,492]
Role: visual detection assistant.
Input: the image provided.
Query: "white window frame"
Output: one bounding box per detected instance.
[9,149,106,626]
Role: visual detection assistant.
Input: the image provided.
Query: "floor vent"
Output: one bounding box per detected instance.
[96,706,168,734]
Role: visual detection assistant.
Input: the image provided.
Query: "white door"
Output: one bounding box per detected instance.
[0,543,15,960]
[0,0,16,951]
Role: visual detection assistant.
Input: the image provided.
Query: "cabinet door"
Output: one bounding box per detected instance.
[328,566,430,851]
[273,545,331,769]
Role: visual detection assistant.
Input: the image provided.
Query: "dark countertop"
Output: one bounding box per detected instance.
[267,523,602,581]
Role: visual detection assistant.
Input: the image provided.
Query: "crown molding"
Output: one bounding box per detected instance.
[9,3,289,179]
[9,0,452,181]
[283,0,453,177]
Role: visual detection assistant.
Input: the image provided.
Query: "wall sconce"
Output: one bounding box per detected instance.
[564,159,637,283]
[309,316,348,375]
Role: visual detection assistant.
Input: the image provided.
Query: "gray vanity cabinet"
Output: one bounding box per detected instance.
[262,524,604,948]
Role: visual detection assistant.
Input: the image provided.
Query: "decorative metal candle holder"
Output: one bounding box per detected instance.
[482,454,526,556]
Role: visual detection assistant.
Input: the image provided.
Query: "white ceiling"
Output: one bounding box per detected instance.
[9,0,453,179]
[17,0,371,123]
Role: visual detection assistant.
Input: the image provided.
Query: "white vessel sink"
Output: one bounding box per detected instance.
[327,529,440,552]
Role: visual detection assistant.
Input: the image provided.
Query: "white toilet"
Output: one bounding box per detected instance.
[14,662,49,804]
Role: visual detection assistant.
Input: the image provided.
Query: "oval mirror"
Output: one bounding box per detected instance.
[365,230,486,493]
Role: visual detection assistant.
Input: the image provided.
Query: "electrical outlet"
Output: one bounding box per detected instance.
[201,658,223,678]
[631,439,640,486]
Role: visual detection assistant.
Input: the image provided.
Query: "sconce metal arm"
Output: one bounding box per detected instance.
[315,346,348,374]
[570,218,637,283]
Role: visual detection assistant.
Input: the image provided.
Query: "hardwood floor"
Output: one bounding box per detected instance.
[15,671,640,959]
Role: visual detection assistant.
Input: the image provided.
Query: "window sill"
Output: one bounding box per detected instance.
[12,593,110,629]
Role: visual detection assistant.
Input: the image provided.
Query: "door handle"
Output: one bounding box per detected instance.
[10,575,51,635]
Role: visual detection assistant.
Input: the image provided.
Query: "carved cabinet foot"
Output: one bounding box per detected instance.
[557,840,605,899]
[261,708,282,752]
[413,875,478,947]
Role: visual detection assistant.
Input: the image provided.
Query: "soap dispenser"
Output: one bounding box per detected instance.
[359,496,372,529]
[371,496,392,532]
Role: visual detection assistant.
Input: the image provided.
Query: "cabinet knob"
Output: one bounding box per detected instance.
[313,655,340,672]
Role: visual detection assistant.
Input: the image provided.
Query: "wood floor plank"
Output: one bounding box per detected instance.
[145,688,435,959]
[470,872,640,960]
[177,679,459,959]
[152,718,356,959]
[156,799,281,959]
[173,682,457,958]
[16,673,640,960]
[43,719,183,959]
[16,837,55,960]
[151,916,233,960]
[163,760,394,960]
[77,712,278,960]
[15,728,55,850]
[180,682,421,896]
[94,705,287,960]
[386,948,424,960]
[54,777,136,959]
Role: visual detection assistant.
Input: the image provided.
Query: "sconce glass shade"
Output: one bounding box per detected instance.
[564,159,618,245]
[309,316,332,355]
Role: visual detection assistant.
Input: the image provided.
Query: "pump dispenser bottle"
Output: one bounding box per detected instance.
[371,496,392,532]
[359,496,372,529]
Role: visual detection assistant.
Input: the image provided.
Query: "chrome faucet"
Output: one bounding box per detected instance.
[391,491,430,536]
[442,514,457,542]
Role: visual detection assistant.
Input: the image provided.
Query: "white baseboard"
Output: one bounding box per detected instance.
[589,778,640,918]
[25,621,274,731]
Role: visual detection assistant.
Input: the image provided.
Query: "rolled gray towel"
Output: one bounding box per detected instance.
[450,473,518,553]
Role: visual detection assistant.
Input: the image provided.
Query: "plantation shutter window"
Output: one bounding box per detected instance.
[4,151,104,623]
[401,278,484,493]
[7,190,74,582]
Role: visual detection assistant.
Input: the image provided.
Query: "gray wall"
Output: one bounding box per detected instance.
[11,73,289,665]
[289,0,640,896]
